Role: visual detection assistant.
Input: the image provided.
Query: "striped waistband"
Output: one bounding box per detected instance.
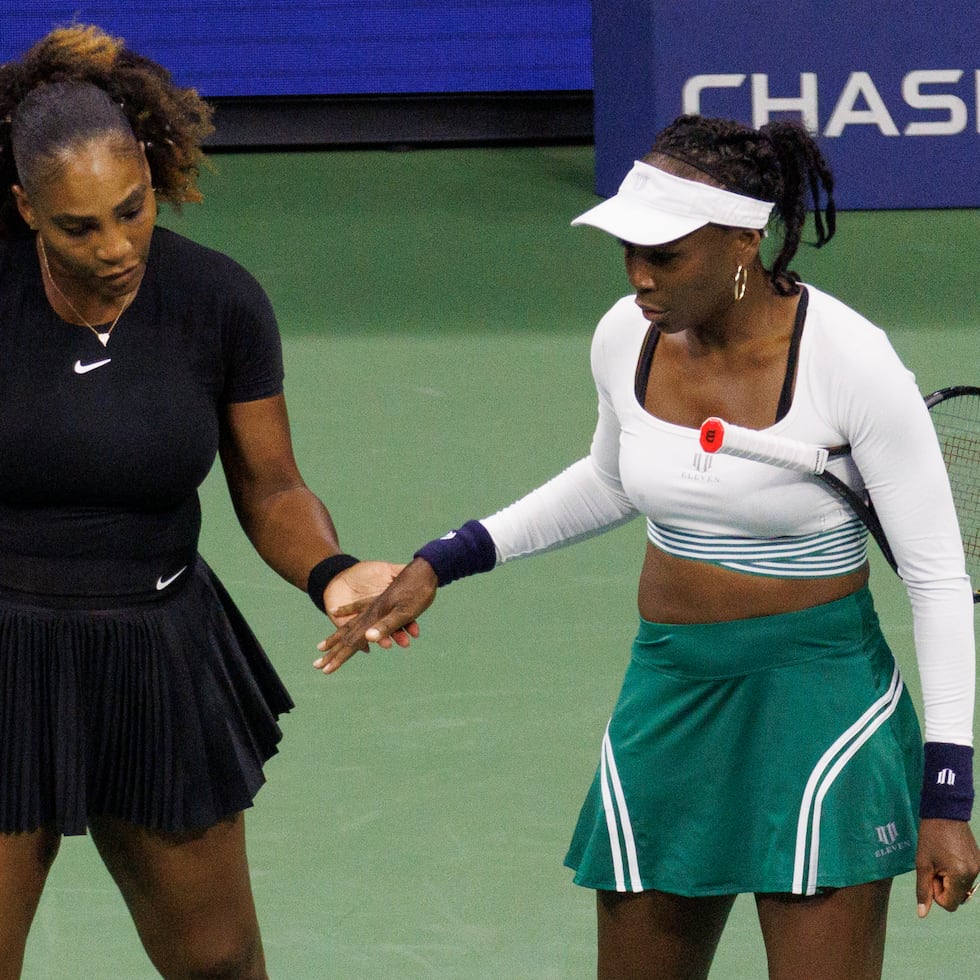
[646,518,868,578]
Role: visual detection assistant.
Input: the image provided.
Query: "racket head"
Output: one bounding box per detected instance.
[925,386,980,602]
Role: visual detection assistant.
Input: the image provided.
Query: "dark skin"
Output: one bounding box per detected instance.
[2,135,416,978]
[316,178,979,976]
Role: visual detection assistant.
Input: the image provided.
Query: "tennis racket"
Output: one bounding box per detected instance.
[698,385,980,602]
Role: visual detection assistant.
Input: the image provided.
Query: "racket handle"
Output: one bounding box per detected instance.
[699,418,829,475]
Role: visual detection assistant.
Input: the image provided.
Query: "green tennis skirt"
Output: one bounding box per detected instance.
[564,588,922,897]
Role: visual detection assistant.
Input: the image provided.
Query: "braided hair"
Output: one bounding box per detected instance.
[647,115,837,296]
[0,24,214,238]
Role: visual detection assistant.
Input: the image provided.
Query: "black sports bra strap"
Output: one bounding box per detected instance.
[634,286,808,421]
[634,325,660,404]
[775,287,809,422]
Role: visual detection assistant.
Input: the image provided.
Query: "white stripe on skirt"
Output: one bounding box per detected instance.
[792,664,905,894]
[600,723,644,892]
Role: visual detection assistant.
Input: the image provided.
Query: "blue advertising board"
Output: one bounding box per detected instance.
[591,1,979,209]
[0,2,592,97]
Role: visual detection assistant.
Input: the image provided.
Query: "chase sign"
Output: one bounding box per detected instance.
[591,2,979,209]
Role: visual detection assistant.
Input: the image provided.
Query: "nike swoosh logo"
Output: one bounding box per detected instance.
[74,358,112,374]
[155,566,188,590]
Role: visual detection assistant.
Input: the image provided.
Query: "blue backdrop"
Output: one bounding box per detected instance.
[591,1,979,209]
[0,2,593,96]
[4,4,974,209]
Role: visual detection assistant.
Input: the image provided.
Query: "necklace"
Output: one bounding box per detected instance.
[37,235,140,347]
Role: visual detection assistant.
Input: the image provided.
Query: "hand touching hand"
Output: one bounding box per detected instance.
[322,560,407,626]
[314,558,439,674]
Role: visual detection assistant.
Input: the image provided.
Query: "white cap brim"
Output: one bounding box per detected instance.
[571,162,774,246]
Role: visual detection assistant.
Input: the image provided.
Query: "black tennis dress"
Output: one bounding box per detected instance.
[0,227,294,835]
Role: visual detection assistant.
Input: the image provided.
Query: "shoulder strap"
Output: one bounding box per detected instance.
[775,287,809,422]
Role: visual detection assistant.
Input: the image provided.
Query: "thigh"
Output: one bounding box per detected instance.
[89,812,266,980]
[755,878,892,980]
[0,826,61,980]
[597,888,736,980]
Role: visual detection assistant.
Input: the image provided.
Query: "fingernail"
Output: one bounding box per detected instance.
[917,904,927,918]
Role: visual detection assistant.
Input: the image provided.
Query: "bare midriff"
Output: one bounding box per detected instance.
[637,541,870,624]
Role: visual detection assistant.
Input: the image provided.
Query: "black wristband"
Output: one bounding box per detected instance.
[306,553,360,613]
[413,519,497,587]
[920,741,974,821]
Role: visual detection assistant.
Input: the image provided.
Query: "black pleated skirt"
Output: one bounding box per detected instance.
[0,556,293,835]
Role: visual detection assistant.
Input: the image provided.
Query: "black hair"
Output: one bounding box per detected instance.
[0,24,214,238]
[11,81,134,194]
[648,115,837,295]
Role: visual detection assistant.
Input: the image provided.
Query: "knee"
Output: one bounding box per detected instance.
[167,930,266,980]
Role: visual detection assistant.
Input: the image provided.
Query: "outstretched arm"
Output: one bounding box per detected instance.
[219,395,414,635]
[315,450,640,673]
[220,395,343,588]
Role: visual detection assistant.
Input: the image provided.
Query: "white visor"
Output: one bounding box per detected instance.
[571,161,775,245]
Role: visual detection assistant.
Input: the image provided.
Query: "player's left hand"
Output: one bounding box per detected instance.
[915,817,980,915]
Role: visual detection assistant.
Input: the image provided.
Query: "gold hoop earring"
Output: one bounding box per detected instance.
[733,264,747,302]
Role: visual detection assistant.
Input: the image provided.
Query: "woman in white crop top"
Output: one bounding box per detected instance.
[317,115,978,979]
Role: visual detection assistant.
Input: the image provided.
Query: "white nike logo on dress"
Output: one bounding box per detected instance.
[156,566,188,590]
[74,358,112,374]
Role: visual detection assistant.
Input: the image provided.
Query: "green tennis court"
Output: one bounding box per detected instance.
[23,146,979,977]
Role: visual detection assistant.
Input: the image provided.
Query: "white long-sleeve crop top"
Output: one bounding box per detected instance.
[480,285,975,745]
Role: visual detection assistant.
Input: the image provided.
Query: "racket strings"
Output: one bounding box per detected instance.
[930,394,980,593]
